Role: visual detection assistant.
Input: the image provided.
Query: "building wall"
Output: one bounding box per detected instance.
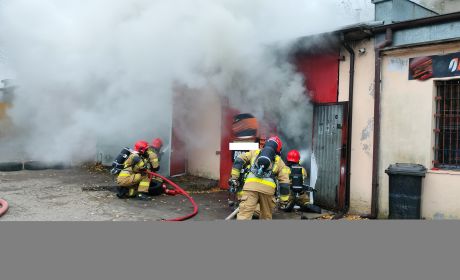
[417,0,460,14]
[444,0,460,12]
[338,38,376,215]
[295,53,340,103]
[184,89,221,180]
[379,42,460,219]
[374,0,438,24]
[0,102,10,138]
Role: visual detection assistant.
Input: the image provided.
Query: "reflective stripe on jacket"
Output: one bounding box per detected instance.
[146,147,160,170]
[231,149,290,195]
[118,153,147,178]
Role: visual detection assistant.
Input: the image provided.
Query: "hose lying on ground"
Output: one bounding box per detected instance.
[147,171,198,221]
[225,207,239,220]
[0,198,9,217]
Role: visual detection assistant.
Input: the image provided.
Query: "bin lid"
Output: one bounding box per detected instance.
[385,163,427,177]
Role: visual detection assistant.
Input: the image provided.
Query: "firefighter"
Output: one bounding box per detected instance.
[116,140,151,200]
[146,138,163,172]
[280,149,309,211]
[229,136,290,220]
[145,137,167,196]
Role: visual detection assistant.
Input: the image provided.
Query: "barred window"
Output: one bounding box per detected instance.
[434,80,460,169]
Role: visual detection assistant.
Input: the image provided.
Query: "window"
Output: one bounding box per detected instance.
[434,80,460,169]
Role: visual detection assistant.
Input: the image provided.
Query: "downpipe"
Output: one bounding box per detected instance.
[341,37,356,217]
[366,28,393,219]
[147,171,198,221]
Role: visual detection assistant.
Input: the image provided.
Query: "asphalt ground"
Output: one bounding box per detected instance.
[0,167,325,221]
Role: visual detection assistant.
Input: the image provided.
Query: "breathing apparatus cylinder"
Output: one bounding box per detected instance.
[290,165,304,194]
[252,146,276,178]
[110,147,132,175]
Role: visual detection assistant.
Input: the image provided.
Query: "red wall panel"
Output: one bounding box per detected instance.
[219,100,239,189]
[295,53,339,104]
[219,52,339,187]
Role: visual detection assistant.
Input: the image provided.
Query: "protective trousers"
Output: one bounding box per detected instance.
[116,173,151,195]
[289,192,310,206]
[237,190,276,220]
[237,192,264,219]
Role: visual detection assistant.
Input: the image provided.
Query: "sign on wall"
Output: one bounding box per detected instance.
[409,52,460,81]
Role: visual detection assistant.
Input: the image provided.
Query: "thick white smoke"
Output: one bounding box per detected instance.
[0,0,365,164]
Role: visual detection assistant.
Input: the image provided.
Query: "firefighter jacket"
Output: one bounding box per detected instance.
[231,149,290,196]
[118,152,148,178]
[145,147,160,171]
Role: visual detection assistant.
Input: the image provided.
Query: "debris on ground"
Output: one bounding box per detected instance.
[82,162,107,173]
[343,214,368,220]
[168,175,218,191]
[81,185,117,192]
[188,187,223,194]
[316,213,368,220]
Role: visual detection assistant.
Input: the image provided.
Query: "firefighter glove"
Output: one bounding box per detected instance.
[228,179,239,193]
[279,195,289,207]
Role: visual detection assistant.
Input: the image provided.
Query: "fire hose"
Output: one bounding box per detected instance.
[0,198,9,217]
[225,207,239,220]
[147,171,198,221]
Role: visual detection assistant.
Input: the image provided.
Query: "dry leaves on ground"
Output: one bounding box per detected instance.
[316,214,368,220]
[188,187,224,194]
[82,162,107,173]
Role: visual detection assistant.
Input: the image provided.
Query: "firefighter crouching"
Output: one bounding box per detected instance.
[229,136,290,220]
[144,137,176,196]
[146,138,163,172]
[145,138,163,195]
[116,140,151,200]
[280,149,309,211]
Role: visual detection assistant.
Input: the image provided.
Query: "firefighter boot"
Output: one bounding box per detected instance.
[116,187,129,199]
[136,192,151,201]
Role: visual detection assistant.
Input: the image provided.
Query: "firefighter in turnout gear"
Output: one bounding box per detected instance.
[230,136,290,220]
[146,138,163,172]
[145,137,171,196]
[116,140,151,200]
[280,149,310,211]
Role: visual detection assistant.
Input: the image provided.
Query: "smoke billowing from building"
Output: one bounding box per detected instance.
[0,0,362,163]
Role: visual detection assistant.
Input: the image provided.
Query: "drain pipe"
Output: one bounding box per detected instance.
[342,38,355,214]
[369,28,393,219]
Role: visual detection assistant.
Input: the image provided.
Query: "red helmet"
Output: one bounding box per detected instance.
[151,138,163,149]
[134,140,149,153]
[266,136,282,154]
[287,149,300,163]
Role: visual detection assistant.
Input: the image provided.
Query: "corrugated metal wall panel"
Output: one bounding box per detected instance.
[390,22,460,46]
[374,0,438,24]
[313,105,343,209]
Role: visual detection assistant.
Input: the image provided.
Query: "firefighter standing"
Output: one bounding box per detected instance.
[116,140,151,200]
[280,149,309,211]
[230,136,290,220]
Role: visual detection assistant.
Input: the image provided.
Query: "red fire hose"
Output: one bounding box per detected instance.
[0,198,9,217]
[147,171,198,221]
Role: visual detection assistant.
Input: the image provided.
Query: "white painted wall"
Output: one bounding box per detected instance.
[182,89,221,180]
[339,38,376,215]
[379,43,460,219]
